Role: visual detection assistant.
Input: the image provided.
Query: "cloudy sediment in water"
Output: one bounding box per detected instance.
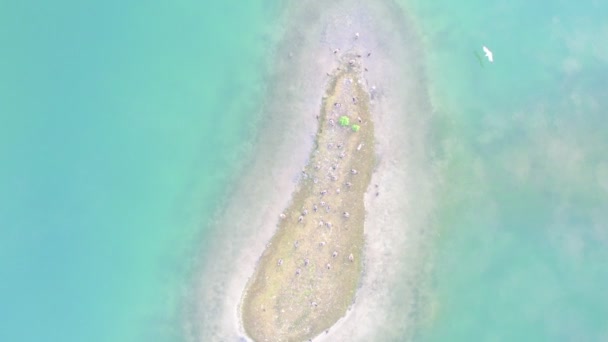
[184,1,437,341]
[4,0,608,341]
[185,0,608,341]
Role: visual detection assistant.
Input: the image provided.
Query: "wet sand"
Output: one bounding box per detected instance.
[184,1,436,341]
[241,58,374,341]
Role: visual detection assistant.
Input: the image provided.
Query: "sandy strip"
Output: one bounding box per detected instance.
[241,62,375,341]
[184,1,437,341]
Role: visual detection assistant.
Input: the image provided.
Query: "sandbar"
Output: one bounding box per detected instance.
[240,56,375,341]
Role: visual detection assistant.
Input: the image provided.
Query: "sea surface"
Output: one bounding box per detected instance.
[0,1,279,341]
[1,0,607,341]
[404,0,608,340]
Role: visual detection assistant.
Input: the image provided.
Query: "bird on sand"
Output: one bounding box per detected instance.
[482,45,493,62]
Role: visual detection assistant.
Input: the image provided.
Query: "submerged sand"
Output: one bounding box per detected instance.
[184,2,436,341]
[241,59,375,341]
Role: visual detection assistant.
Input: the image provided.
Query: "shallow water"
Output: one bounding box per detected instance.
[2,0,607,341]
[0,1,279,341]
[184,1,438,341]
[403,0,608,340]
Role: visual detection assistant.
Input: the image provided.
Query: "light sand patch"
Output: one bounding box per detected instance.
[184,1,437,341]
[241,60,374,341]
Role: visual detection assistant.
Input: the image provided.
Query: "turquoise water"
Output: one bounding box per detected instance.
[2,0,608,341]
[0,1,278,341]
[402,0,608,340]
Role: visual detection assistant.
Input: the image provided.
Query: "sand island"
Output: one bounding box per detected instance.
[240,55,375,341]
